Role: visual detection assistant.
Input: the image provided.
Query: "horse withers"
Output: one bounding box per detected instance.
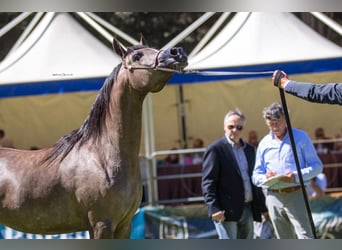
[0,38,188,239]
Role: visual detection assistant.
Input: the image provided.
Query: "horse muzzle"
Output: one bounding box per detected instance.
[157,47,188,71]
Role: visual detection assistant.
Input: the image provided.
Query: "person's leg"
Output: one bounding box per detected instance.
[237,203,254,239]
[266,193,297,238]
[213,220,238,239]
[254,217,275,239]
[285,190,315,239]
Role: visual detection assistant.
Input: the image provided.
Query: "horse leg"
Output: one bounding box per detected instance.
[92,220,113,239]
[88,228,94,239]
[87,211,114,239]
[113,219,132,238]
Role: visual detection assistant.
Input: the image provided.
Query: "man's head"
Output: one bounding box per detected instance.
[315,127,326,139]
[193,138,204,148]
[223,109,246,143]
[263,102,287,139]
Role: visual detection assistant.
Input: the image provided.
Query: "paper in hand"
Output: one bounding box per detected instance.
[260,175,286,187]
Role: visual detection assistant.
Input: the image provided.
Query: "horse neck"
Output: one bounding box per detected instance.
[104,80,146,155]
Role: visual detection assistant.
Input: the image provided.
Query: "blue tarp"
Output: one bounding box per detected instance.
[1,198,342,239]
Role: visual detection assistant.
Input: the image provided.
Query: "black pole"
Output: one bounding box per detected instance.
[178,85,188,149]
[278,87,317,239]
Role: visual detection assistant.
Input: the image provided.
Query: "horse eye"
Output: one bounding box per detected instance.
[132,52,142,62]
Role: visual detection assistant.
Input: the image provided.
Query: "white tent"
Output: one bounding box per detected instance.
[187,12,342,70]
[0,12,121,96]
[0,13,121,149]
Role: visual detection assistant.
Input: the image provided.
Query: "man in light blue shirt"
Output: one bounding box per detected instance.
[252,102,323,239]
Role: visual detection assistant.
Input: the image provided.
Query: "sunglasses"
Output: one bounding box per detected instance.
[227,124,243,131]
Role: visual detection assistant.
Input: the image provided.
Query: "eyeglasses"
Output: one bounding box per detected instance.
[227,125,243,131]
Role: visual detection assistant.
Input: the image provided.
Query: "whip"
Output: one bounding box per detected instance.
[273,70,317,239]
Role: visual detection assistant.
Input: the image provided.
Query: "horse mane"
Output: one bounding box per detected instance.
[41,63,122,165]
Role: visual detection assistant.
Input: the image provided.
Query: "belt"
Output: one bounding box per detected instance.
[269,186,301,194]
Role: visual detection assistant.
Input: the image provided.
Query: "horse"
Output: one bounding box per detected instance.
[0,38,188,239]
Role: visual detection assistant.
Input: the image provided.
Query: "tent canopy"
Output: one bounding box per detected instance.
[0,12,121,98]
[2,12,341,92]
[171,12,342,85]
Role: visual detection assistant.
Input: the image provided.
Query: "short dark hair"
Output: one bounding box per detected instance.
[263,102,284,120]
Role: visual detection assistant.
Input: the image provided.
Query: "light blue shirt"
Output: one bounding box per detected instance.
[306,173,327,197]
[252,128,323,189]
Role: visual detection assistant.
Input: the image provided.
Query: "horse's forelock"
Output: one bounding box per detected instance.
[126,45,149,56]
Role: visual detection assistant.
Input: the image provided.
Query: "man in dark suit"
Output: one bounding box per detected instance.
[202,109,268,239]
[273,70,342,105]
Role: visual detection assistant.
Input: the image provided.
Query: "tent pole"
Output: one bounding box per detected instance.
[7,12,45,56]
[0,12,55,74]
[161,12,216,50]
[310,12,342,36]
[177,85,188,149]
[189,12,231,57]
[84,12,139,46]
[75,12,113,43]
[143,93,158,206]
[0,12,32,38]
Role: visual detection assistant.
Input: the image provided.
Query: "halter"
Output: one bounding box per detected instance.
[122,48,274,76]
[123,50,166,71]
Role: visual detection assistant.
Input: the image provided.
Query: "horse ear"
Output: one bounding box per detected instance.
[113,37,127,58]
[139,33,146,46]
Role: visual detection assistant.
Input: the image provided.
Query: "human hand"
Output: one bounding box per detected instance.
[212,210,225,222]
[278,171,295,183]
[266,170,277,179]
[272,70,288,88]
[263,212,270,221]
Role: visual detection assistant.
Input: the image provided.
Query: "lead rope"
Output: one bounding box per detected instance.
[274,70,317,239]
[181,69,274,76]
[153,68,275,76]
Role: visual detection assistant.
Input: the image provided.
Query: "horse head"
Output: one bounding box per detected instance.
[113,38,188,93]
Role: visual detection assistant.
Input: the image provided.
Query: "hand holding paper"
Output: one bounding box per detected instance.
[260,171,295,187]
[260,175,287,187]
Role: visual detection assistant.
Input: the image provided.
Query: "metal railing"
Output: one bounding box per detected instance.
[140,139,342,205]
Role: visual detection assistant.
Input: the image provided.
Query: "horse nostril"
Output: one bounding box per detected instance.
[170,47,179,56]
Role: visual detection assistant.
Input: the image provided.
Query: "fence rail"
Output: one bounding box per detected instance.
[140,139,342,205]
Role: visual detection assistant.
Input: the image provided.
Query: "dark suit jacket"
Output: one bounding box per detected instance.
[286,81,342,105]
[201,136,267,222]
